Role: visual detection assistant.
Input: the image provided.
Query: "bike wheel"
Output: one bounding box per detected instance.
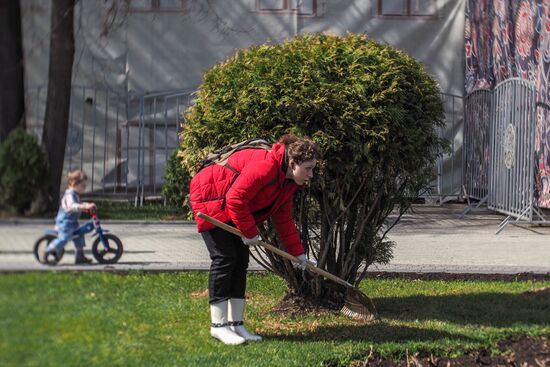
[33,234,64,265]
[92,234,123,264]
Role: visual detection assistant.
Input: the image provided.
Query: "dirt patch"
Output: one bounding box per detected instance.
[272,291,343,318]
[336,335,550,367]
[190,289,209,298]
[189,289,253,300]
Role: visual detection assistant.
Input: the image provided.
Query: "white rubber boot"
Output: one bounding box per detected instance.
[210,301,246,345]
[228,298,262,341]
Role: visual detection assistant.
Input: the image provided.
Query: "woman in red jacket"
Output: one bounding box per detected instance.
[189,134,319,345]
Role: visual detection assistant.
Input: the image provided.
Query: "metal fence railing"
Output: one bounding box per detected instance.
[462,78,548,232]
[424,92,464,203]
[26,86,464,206]
[67,86,126,195]
[25,86,196,205]
[26,85,128,194]
[462,89,492,205]
[127,89,195,206]
[488,78,546,232]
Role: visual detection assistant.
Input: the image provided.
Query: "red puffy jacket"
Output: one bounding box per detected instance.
[189,143,304,256]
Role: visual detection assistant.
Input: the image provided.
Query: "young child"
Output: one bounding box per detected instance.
[46,170,96,264]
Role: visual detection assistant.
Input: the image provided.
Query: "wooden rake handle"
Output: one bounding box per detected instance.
[197,212,355,289]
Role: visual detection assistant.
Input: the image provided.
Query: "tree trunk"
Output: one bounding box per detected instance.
[42,0,75,208]
[0,0,25,142]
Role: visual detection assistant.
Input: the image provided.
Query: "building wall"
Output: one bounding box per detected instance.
[123,0,465,95]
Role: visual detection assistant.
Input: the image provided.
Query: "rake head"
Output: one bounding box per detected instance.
[340,287,379,322]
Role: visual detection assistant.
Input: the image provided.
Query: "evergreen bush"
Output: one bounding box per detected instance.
[177,33,447,299]
[0,128,49,214]
[162,149,191,214]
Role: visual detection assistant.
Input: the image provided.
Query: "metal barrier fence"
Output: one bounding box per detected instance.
[26,86,463,205]
[127,90,195,205]
[425,92,464,203]
[26,85,128,194]
[25,86,195,205]
[488,78,545,232]
[461,78,550,232]
[462,89,492,202]
[66,86,126,195]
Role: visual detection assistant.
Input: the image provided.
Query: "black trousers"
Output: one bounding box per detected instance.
[201,224,250,304]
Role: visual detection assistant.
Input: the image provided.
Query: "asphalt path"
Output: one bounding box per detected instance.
[1,204,549,274]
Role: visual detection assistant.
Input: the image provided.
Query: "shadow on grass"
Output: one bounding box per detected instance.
[265,323,479,343]
[264,291,549,343]
[376,292,550,327]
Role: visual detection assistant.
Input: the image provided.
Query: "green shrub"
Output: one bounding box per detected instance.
[0,128,49,214]
[178,33,447,298]
[162,148,191,213]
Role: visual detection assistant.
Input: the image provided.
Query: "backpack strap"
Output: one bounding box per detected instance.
[198,138,280,211]
[200,138,272,170]
[220,161,280,210]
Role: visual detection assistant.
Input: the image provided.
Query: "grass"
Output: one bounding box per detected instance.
[0,272,549,367]
[1,200,190,221]
[89,200,189,221]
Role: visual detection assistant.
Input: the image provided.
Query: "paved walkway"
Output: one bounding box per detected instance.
[1,204,549,274]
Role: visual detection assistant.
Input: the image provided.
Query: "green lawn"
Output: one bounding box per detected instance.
[90,200,189,221]
[0,272,548,367]
[12,200,189,221]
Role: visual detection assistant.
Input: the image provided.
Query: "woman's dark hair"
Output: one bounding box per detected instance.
[278,134,320,164]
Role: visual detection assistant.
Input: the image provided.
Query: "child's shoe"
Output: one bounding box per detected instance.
[75,253,93,264]
[44,247,62,265]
